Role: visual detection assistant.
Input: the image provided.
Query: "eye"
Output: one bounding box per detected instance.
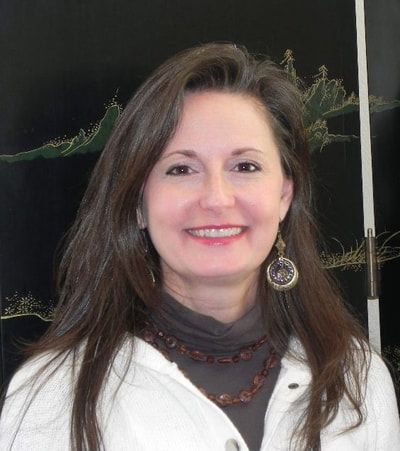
[233,161,261,172]
[166,165,195,176]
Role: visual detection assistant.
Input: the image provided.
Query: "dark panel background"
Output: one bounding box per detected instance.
[0,0,388,388]
[366,0,400,384]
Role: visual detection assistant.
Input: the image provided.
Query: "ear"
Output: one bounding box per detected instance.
[137,208,147,229]
[279,177,294,220]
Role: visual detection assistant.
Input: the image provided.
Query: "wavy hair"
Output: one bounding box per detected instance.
[4,43,368,450]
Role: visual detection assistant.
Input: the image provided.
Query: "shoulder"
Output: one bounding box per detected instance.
[5,351,74,390]
[2,351,76,408]
[333,348,400,448]
[363,349,399,418]
[283,335,396,387]
[348,340,398,411]
[0,338,178,450]
[0,351,76,450]
[282,337,399,422]
[3,349,78,403]
[282,338,400,447]
[346,342,399,420]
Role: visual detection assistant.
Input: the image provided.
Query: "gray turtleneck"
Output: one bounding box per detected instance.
[150,292,281,451]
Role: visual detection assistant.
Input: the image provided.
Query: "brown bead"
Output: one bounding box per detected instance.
[232,355,240,363]
[249,387,258,397]
[269,354,278,368]
[190,350,207,362]
[178,344,188,354]
[239,350,253,361]
[143,330,155,343]
[261,368,269,376]
[206,355,215,363]
[217,357,233,364]
[239,389,252,403]
[217,393,233,406]
[165,336,177,348]
[253,374,265,386]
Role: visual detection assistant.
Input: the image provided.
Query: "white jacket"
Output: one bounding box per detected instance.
[1,337,399,450]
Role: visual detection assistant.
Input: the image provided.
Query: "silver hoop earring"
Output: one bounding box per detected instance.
[266,230,298,291]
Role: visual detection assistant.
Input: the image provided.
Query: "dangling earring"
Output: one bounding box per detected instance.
[267,229,298,291]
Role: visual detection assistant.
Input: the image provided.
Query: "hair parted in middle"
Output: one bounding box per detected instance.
[29,43,367,451]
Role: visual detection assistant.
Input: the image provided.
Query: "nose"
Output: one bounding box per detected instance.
[199,172,235,210]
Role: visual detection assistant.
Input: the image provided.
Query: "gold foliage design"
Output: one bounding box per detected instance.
[321,232,400,271]
[1,52,399,162]
[2,292,55,322]
[281,50,400,151]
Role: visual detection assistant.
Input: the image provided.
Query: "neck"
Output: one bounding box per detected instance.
[162,272,259,323]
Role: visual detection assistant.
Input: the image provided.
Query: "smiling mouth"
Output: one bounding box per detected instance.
[187,227,245,238]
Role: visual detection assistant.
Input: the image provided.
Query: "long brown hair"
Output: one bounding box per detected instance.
[5,43,368,450]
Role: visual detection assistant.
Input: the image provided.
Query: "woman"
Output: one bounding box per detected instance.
[1,43,399,451]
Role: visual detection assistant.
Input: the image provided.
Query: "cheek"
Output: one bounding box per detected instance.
[144,185,194,230]
[247,184,285,219]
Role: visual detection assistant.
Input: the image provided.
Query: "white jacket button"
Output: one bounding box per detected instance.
[225,438,240,450]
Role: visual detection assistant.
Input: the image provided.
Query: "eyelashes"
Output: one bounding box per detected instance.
[166,165,195,176]
[232,161,261,172]
[166,161,262,176]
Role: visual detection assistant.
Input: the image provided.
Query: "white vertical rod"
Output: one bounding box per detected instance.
[355,0,381,353]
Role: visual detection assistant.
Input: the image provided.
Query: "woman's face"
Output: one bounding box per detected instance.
[142,91,293,291]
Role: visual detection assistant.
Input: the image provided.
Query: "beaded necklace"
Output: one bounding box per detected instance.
[141,319,279,407]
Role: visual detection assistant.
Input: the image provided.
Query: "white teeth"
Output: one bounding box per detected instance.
[188,227,243,238]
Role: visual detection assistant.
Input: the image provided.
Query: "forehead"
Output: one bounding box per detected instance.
[165,91,276,151]
[181,90,268,123]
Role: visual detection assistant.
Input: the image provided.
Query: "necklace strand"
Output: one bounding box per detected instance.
[141,320,279,407]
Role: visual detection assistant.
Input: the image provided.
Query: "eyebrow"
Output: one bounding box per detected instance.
[161,147,264,160]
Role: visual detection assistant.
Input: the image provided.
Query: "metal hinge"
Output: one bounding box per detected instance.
[365,228,379,299]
